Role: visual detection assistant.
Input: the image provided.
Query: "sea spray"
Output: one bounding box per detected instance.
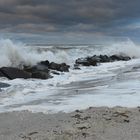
[0,38,140,113]
[0,38,140,68]
[105,38,140,58]
[0,39,71,67]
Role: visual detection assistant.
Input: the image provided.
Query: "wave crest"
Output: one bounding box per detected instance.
[0,38,140,67]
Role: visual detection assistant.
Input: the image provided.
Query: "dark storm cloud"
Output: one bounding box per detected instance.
[0,0,140,34]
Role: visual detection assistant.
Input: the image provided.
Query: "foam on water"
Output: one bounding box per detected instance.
[1,38,140,113]
[0,38,140,67]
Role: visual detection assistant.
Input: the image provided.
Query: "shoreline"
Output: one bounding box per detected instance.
[1,107,140,140]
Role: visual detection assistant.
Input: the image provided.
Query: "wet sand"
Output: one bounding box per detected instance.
[0,107,140,140]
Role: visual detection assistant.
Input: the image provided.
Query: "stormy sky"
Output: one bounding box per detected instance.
[0,0,140,39]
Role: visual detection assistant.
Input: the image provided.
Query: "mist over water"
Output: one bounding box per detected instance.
[0,38,140,68]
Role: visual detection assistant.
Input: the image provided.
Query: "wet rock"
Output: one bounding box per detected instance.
[24,64,49,73]
[32,71,52,79]
[59,63,70,72]
[49,62,60,70]
[24,61,69,79]
[23,65,35,73]
[24,63,51,79]
[0,58,70,80]
[75,54,131,67]
[87,57,98,65]
[99,55,110,62]
[75,57,97,66]
[49,62,70,72]
[110,55,131,61]
[0,67,31,80]
[0,71,5,77]
[75,58,91,66]
[121,56,131,61]
[110,55,122,61]
[39,60,50,66]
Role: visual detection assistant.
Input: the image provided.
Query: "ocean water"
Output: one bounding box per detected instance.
[0,38,140,113]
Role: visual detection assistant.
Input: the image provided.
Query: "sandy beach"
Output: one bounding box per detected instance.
[0,107,140,140]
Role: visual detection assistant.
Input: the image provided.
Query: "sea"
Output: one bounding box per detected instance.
[0,37,140,113]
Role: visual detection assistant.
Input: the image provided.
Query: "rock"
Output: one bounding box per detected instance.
[23,66,35,73]
[24,64,49,73]
[99,55,110,62]
[0,71,5,77]
[49,62,70,72]
[86,57,97,66]
[0,67,31,80]
[88,55,101,62]
[75,54,131,67]
[75,58,91,66]
[75,57,97,66]
[59,63,70,72]
[49,62,61,70]
[39,60,50,66]
[32,71,52,79]
[110,55,131,61]
[24,64,50,80]
[33,64,49,73]
[110,55,122,61]
[122,56,131,61]
[0,59,70,80]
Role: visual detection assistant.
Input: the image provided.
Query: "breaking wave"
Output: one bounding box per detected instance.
[0,38,140,68]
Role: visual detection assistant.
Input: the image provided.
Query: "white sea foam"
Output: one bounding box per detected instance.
[0,38,140,113]
[0,38,140,68]
[0,58,140,113]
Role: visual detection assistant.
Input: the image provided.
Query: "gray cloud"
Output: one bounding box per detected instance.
[0,0,140,35]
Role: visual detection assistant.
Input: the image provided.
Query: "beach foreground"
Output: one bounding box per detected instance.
[0,107,140,140]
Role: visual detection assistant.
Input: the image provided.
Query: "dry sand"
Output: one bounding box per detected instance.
[0,107,140,140]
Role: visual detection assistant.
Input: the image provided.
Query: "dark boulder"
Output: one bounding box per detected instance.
[39,60,50,66]
[110,55,122,61]
[75,54,131,67]
[49,62,61,70]
[88,55,101,63]
[24,64,49,73]
[75,58,91,66]
[49,62,70,72]
[75,57,97,66]
[110,55,131,61]
[32,71,52,79]
[99,55,110,62]
[59,63,70,72]
[0,71,5,77]
[24,64,51,79]
[0,67,31,80]
[32,64,49,73]
[23,66,36,73]
[87,57,98,66]
[121,56,131,61]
